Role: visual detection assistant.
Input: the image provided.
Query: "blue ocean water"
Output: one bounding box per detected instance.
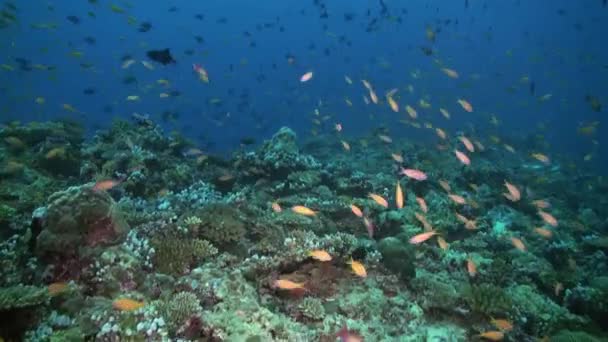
[1,0,606,168]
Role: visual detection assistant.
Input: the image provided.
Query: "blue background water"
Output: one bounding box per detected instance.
[1,0,606,171]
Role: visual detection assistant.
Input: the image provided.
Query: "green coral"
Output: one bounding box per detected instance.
[0,285,49,310]
[377,236,415,281]
[297,297,325,321]
[463,283,512,315]
[160,291,203,333]
[508,284,587,336]
[194,203,246,245]
[410,270,461,311]
[550,330,603,342]
[0,203,16,223]
[152,236,217,276]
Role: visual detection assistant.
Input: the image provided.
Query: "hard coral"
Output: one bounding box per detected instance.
[35,185,129,259]
[152,236,217,276]
[194,203,246,246]
[159,291,203,334]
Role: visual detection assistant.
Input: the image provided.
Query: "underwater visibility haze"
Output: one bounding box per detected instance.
[0,0,607,341]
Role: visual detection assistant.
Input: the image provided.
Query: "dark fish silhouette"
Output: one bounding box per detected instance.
[138,21,152,32]
[66,15,80,24]
[529,81,535,96]
[146,48,176,65]
[83,87,96,95]
[83,36,96,45]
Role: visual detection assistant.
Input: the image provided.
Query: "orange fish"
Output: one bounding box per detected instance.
[300,71,313,82]
[416,196,428,213]
[458,136,475,152]
[369,193,388,208]
[538,210,558,227]
[369,89,379,104]
[309,249,332,262]
[93,179,121,191]
[271,202,282,213]
[510,237,526,251]
[454,149,471,166]
[531,199,551,209]
[533,227,553,239]
[457,98,473,112]
[350,204,363,217]
[400,168,427,181]
[437,236,449,250]
[274,279,306,290]
[113,298,145,311]
[48,282,69,296]
[455,212,477,230]
[409,230,438,244]
[292,205,316,217]
[396,182,404,209]
[448,194,466,205]
[476,331,504,341]
[503,181,521,202]
[490,318,513,332]
[467,257,477,277]
[387,96,399,112]
[348,259,367,278]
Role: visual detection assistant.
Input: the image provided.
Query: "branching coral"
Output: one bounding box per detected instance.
[297,297,325,321]
[193,203,246,245]
[152,236,217,276]
[159,291,203,334]
[463,283,512,316]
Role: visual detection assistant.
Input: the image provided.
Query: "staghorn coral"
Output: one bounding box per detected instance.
[152,236,217,276]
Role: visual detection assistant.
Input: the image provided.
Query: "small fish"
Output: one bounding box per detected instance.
[554,282,564,297]
[538,210,558,227]
[435,128,447,139]
[335,123,343,132]
[112,298,145,311]
[400,168,427,181]
[341,140,351,151]
[363,216,375,238]
[348,259,367,278]
[350,204,363,217]
[448,194,466,205]
[454,149,471,166]
[467,257,477,277]
[35,97,46,105]
[458,136,475,152]
[533,227,553,239]
[48,282,69,296]
[344,75,353,84]
[378,134,392,143]
[439,108,450,119]
[292,205,316,216]
[141,60,155,70]
[405,105,418,119]
[416,197,428,213]
[455,212,477,230]
[121,59,135,69]
[369,193,388,208]
[387,96,399,112]
[510,237,526,251]
[93,179,121,191]
[409,230,438,244]
[476,331,504,341]
[271,202,282,213]
[490,318,513,332]
[193,63,209,83]
[396,182,404,209]
[300,71,313,82]
[126,95,140,101]
[437,236,449,250]
[503,181,521,202]
[391,153,404,163]
[439,179,451,192]
[274,279,306,290]
[531,153,550,164]
[441,67,459,78]
[457,98,473,112]
[309,249,332,262]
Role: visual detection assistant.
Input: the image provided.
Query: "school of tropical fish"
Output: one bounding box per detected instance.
[0,0,607,341]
